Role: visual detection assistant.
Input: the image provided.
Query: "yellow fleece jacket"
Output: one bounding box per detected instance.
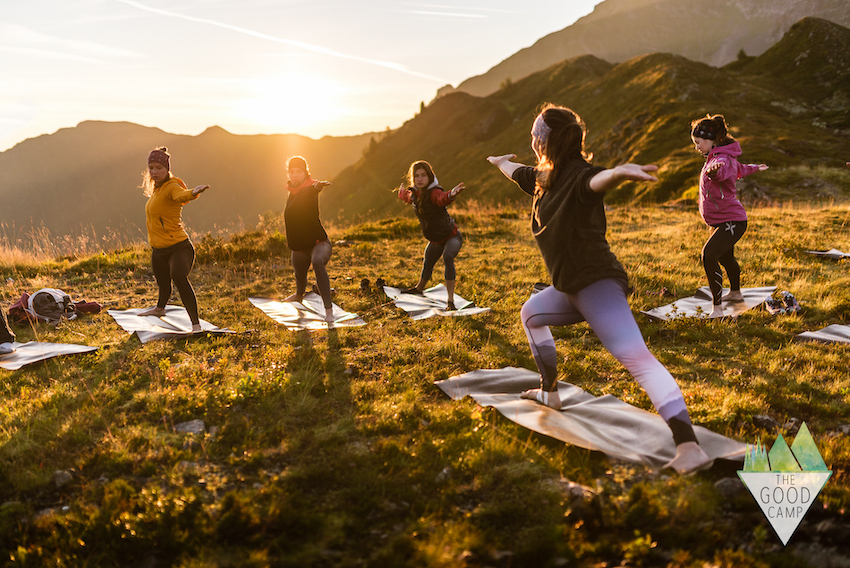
[145,177,199,248]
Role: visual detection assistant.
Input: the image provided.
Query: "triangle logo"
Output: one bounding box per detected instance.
[738,423,832,545]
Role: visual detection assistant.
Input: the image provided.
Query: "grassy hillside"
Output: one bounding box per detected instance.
[1,201,850,566]
[324,18,850,222]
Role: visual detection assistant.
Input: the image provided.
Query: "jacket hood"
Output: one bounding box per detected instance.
[708,140,742,159]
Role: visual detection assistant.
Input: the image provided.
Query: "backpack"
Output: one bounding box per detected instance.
[25,288,77,324]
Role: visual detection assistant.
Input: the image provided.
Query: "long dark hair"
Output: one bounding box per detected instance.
[534,104,592,194]
[406,160,436,208]
[690,114,735,146]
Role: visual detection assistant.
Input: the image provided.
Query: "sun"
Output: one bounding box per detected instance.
[236,74,345,134]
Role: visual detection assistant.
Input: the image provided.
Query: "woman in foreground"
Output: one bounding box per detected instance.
[487,104,712,475]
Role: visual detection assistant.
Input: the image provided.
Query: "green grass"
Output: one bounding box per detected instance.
[1,204,850,567]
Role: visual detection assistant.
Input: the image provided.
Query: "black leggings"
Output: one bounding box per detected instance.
[0,310,14,344]
[421,232,463,283]
[702,220,747,305]
[292,240,333,309]
[152,239,199,324]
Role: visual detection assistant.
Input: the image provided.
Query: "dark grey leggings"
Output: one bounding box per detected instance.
[292,240,333,309]
[0,310,14,344]
[702,220,747,305]
[420,232,463,283]
[152,239,199,324]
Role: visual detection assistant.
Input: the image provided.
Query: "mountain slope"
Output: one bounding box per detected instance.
[0,123,377,241]
[443,0,850,99]
[324,18,850,221]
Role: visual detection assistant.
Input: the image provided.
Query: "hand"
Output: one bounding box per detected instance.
[192,184,209,196]
[449,182,465,198]
[757,164,769,171]
[613,163,658,183]
[487,154,516,166]
[314,180,332,190]
[705,161,722,179]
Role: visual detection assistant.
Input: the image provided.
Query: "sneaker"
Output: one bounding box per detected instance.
[764,298,786,315]
[781,291,801,313]
[0,342,15,355]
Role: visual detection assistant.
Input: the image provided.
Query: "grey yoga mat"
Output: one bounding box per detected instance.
[249,292,366,330]
[108,306,235,343]
[0,341,98,371]
[436,367,746,469]
[384,284,490,320]
[641,286,775,320]
[795,324,850,345]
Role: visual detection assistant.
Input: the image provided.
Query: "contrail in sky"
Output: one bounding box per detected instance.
[115,0,448,83]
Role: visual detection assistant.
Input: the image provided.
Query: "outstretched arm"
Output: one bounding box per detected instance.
[589,163,658,193]
[313,180,332,191]
[487,154,525,180]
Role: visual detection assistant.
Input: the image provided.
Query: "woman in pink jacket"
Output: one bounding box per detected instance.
[690,115,767,317]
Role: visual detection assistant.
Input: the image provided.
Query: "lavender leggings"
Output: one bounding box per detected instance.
[521,279,696,445]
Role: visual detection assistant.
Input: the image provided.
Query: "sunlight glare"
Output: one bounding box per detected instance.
[236,74,345,133]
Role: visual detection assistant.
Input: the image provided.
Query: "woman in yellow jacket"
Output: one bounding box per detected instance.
[139,147,209,332]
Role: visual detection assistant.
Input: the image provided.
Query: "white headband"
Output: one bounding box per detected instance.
[531,113,551,157]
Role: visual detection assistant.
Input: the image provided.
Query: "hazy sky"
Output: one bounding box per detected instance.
[1,0,601,151]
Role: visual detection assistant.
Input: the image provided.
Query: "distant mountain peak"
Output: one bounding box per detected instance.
[200,125,232,137]
[442,0,850,99]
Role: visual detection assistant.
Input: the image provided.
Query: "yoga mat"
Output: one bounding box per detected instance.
[641,286,776,320]
[795,324,850,345]
[805,249,850,260]
[249,292,366,330]
[436,367,746,469]
[0,341,98,371]
[108,306,235,343]
[384,285,490,320]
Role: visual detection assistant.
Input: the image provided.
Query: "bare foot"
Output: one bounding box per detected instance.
[663,442,713,475]
[284,292,303,303]
[520,388,561,410]
[191,323,202,333]
[722,290,744,302]
[139,307,166,317]
[325,309,334,325]
[709,304,724,318]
